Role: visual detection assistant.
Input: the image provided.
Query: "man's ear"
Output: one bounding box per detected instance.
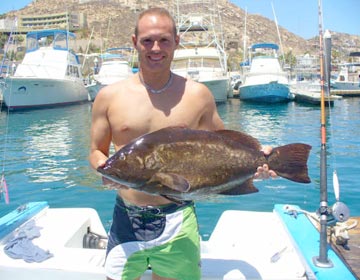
[132,34,137,48]
[175,34,180,48]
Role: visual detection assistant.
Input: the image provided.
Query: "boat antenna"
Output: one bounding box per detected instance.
[242,7,247,63]
[271,2,285,65]
[82,26,95,69]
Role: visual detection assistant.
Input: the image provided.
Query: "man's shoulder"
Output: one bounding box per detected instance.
[183,78,214,102]
[98,78,135,97]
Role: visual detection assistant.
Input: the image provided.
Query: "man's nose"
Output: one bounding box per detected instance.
[152,41,160,51]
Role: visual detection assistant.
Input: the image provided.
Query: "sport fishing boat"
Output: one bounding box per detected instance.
[0,2,358,279]
[171,0,231,103]
[86,47,134,101]
[239,43,294,103]
[332,61,360,91]
[1,29,89,110]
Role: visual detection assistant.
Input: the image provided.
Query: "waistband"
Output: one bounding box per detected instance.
[115,195,194,216]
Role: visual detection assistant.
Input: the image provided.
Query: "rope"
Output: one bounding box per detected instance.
[283,205,358,247]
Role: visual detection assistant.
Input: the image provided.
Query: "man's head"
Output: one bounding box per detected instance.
[134,7,177,38]
[132,7,179,73]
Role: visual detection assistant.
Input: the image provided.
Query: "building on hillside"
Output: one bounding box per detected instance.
[0,18,17,30]
[18,12,87,31]
[0,12,86,34]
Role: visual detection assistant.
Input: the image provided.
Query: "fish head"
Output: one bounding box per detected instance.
[97,136,159,186]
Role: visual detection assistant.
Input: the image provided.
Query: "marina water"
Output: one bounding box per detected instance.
[1,98,359,239]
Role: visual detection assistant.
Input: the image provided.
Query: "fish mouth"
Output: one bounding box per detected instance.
[97,170,140,190]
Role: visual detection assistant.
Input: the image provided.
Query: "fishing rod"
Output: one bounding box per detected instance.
[0,19,17,204]
[313,0,350,268]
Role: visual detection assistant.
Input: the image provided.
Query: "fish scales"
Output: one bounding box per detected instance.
[98,127,311,200]
[150,140,256,186]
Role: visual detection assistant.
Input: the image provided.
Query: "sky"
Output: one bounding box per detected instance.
[230,0,359,39]
[0,0,359,39]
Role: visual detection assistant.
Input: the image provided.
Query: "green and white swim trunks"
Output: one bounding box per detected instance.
[105,196,201,280]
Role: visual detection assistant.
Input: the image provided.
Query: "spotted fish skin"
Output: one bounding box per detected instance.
[97,127,311,200]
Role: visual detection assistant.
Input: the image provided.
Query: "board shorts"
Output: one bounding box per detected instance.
[105,195,201,280]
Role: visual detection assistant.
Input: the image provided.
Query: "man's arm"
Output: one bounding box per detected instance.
[89,92,112,170]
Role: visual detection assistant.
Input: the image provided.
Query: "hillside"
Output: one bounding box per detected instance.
[4,0,360,64]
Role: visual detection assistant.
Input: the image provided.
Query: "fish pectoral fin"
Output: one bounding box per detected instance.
[219,179,259,195]
[148,172,190,193]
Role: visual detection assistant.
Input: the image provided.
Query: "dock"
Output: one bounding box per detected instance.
[331,217,360,279]
[331,89,360,97]
[292,89,342,106]
[310,216,360,279]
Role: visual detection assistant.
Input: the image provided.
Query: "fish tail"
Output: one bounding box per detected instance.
[267,143,312,183]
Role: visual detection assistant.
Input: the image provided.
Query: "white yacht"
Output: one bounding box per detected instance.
[2,29,89,110]
[86,47,134,101]
[239,43,293,103]
[171,1,231,103]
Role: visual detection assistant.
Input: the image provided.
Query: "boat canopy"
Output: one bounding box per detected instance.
[250,43,279,51]
[26,29,76,52]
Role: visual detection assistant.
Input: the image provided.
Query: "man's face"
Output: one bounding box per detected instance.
[132,14,179,73]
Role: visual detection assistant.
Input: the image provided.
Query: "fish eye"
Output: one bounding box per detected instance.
[119,153,126,161]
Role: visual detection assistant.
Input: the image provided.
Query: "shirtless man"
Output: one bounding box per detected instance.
[89,7,274,280]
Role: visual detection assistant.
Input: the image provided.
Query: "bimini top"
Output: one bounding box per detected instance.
[26,29,76,40]
[25,29,76,52]
[250,43,279,51]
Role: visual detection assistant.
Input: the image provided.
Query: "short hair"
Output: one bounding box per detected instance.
[134,7,177,38]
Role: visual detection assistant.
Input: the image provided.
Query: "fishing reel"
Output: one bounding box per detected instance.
[331,201,350,223]
[329,170,350,223]
[326,171,352,247]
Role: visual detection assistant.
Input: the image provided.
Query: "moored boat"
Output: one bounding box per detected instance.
[1,29,89,111]
[171,0,231,103]
[239,43,294,103]
[332,62,360,91]
[86,47,134,101]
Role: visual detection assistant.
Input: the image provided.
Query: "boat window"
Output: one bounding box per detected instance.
[54,33,68,50]
[66,65,80,78]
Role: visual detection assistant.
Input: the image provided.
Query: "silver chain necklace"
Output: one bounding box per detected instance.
[139,72,174,94]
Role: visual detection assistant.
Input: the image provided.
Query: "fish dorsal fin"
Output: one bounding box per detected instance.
[148,172,190,193]
[215,130,262,150]
[219,178,259,195]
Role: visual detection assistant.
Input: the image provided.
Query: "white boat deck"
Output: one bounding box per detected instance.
[0,206,107,280]
[0,203,313,280]
[200,210,307,280]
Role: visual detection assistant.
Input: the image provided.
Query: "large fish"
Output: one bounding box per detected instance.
[97,127,311,200]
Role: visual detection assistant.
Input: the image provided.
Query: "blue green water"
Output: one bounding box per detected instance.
[1,98,359,239]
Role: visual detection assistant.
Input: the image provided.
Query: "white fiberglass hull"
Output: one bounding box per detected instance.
[3,77,89,110]
[332,81,360,91]
[201,77,229,103]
